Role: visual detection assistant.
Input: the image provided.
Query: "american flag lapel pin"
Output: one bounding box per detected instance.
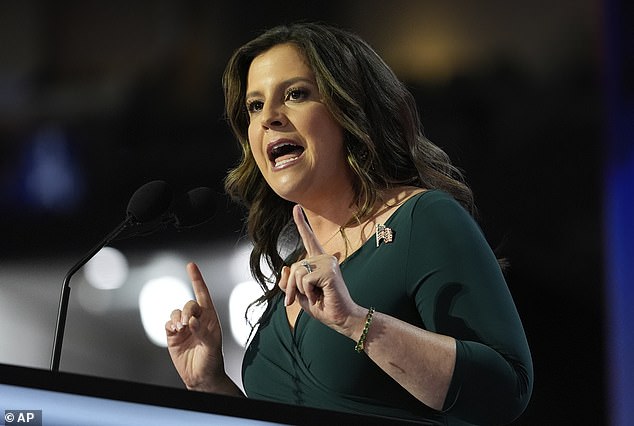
[375,224,394,247]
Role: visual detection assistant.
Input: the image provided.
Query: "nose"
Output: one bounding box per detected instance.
[260,102,287,130]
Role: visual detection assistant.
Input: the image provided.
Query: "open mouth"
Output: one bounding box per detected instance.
[268,141,305,168]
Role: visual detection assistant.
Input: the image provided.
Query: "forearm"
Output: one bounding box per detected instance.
[340,306,456,411]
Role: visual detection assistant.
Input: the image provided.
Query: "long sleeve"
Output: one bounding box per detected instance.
[406,193,533,424]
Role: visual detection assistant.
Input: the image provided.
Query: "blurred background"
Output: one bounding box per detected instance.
[1,1,631,424]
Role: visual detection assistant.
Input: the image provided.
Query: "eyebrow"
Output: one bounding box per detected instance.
[245,76,317,100]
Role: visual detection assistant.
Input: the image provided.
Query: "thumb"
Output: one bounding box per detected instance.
[188,315,201,334]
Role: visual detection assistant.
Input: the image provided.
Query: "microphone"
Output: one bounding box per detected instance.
[126,180,174,223]
[171,186,216,229]
[50,180,173,372]
[115,186,216,239]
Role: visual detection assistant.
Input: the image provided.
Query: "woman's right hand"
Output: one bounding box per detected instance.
[165,262,229,393]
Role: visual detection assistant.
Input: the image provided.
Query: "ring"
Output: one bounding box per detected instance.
[301,259,312,273]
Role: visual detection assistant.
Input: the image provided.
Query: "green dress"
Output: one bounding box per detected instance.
[242,190,533,425]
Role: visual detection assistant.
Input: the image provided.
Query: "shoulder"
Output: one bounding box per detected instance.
[397,190,487,251]
[401,189,472,223]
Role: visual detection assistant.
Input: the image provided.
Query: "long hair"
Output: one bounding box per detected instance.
[222,22,474,306]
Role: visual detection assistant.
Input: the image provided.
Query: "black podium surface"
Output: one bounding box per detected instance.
[0,363,419,425]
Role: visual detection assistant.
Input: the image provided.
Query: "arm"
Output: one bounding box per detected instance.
[338,306,456,411]
[407,197,533,423]
[283,200,532,424]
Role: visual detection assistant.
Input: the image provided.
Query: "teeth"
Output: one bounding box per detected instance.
[274,156,299,167]
[271,143,298,156]
[269,141,304,168]
[276,142,296,149]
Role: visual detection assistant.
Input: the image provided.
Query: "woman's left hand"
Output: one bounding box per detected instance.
[279,205,366,334]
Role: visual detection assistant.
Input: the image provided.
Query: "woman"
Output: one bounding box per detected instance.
[166,22,533,425]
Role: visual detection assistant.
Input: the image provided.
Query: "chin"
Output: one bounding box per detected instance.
[266,176,305,201]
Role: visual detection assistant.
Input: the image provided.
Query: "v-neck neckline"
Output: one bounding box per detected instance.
[284,189,431,338]
[339,189,428,267]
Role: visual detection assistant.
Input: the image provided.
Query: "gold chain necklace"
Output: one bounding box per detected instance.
[320,226,345,247]
[319,212,361,260]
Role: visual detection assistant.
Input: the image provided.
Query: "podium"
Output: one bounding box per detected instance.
[0,363,417,425]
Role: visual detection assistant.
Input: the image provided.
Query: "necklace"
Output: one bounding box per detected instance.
[319,225,353,261]
[317,189,418,255]
[320,226,345,247]
[316,209,359,249]
[320,214,360,260]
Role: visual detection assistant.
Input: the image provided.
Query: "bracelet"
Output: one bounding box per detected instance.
[354,307,375,353]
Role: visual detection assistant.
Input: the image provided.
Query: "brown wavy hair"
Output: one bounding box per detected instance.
[222,22,474,306]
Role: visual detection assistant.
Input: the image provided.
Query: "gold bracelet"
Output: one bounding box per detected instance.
[354,307,375,353]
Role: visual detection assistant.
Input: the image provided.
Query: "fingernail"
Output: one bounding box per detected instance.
[284,293,290,306]
[176,322,183,331]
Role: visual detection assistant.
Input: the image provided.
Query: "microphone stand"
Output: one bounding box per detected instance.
[50,218,132,372]
[49,180,172,372]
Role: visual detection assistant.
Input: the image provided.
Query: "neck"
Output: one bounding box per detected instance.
[296,187,357,245]
[301,203,356,241]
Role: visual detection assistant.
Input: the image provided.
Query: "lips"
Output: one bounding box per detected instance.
[267,139,305,168]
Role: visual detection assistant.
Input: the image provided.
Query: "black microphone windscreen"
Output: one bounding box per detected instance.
[173,187,216,228]
[126,180,173,223]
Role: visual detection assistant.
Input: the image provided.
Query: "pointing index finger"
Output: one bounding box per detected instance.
[293,205,325,257]
[186,262,213,308]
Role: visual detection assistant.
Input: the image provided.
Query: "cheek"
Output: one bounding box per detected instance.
[299,107,336,138]
[247,128,265,164]
[309,118,346,157]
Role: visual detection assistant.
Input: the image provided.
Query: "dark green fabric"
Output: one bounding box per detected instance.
[242,190,533,425]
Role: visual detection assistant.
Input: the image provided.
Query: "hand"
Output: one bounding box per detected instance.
[165,262,226,392]
[279,205,366,335]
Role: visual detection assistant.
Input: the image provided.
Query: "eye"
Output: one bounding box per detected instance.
[285,87,308,102]
[246,99,264,114]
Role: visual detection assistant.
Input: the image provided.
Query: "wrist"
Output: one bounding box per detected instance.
[337,305,373,342]
[185,356,229,393]
[187,370,230,394]
[354,307,375,353]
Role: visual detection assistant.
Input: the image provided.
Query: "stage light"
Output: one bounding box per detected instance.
[228,280,266,347]
[138,276,193,347]
[228,243,252,283]
[84,247,129,290]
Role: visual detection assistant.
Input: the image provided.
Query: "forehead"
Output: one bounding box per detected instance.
[247,43,314,88]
